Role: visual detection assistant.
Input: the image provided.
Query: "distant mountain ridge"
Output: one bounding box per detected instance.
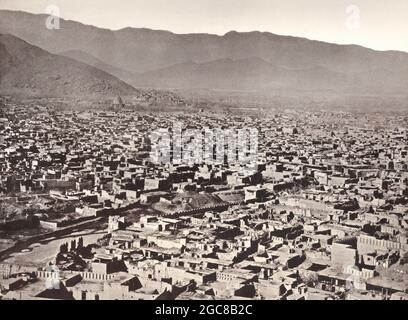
[0,10,408,95]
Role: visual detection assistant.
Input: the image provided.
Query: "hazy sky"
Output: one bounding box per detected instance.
[1,0,407,52]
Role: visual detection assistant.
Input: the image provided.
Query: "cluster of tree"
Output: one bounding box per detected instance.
[59,237,84,254]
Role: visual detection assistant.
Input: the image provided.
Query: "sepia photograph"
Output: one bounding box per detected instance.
[0,0,407,310]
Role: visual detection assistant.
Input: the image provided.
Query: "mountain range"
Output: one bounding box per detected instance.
[0,10,407,97]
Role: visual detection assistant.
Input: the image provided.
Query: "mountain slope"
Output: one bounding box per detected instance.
[134,57,408,93]
[59,49,136,84]
[0,34,138,98]
[134,58,346,91]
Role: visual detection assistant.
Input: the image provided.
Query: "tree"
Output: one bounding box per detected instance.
[0,201,5,222]
[59,243,68,254]
[70,239,77,252]
[77,237,84,249]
